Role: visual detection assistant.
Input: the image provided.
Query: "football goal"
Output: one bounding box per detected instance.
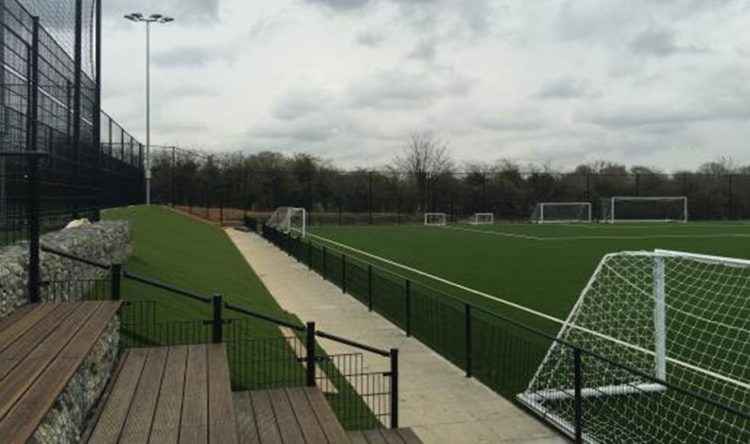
[470,212,494,225]
[518,249,749,442]
[601,196,688,223]
[424,212,447,226]
[531,202,591,224]
[266,207,307,237]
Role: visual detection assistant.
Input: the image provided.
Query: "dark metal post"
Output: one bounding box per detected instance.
[212,294,223,343]
[170,146,176,207]
[367,264,373,311]
[390,348,399,428]
[322,246,328,280]
[573,348,583,443]
[405,279,411,336]
[27,18,41,304]
[728,174,733,220]
[465,303,472,377]
[341,254,347,293]
[110,264,122,300]
[368,171,373,225]
[92,0,102,221]
[305,322,316,387]
[72,0,83,219]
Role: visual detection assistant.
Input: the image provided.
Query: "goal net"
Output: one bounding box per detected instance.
[424,212,447,226]
[266,207,307,237]
[531,202,591,223]
[470,212,494,225]
[601,196,688,223]
[518,249,749,443]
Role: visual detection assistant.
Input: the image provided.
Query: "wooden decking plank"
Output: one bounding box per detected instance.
[0,304,38,338]
[87,348,149,443]
[347,430,369,444]
[120,347,169,442]
[0,302,121,442]
[0,302,97,423]
[362,429,389,444]
[396,429,422,444]
[267,388,305,444]
[249,390,283,444]
[180,344,209,444]
[0,303,79,379]
[380,429,408,444]
[149,345,189,444]
[232,392,260,444]
[285,388,328,444]
[207,343,239,443]
[303,387,349,444]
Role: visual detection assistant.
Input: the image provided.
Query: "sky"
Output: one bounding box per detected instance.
[101,0,750,171]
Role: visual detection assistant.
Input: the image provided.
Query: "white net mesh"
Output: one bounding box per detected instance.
[531,203,591,223]
[471,213,494,225]
[520,250,749,443]
[266,207,305,236]
[424,213,447,226]
[602,197,687,223]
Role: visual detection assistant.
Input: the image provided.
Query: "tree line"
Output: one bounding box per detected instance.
[149,134,750,221]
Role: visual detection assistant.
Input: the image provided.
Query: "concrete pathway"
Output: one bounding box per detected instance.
[226,229,566,444]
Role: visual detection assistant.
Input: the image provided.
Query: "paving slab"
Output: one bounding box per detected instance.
[226,229,566,444]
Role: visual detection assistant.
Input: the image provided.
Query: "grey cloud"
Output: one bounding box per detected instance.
[107,0,219,25]
[303,0,370,11]
[252,120,340,143]
[273,90,333,120]
[629,28,704,57]
[537,77,592,99]
[347,69,473,109]
[153,46,234,67]
[357,31,385,47]
[407,39,437,60]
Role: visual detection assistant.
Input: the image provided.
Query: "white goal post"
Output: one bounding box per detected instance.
[424,212,447,226]
[267,207,307,238]
[602,196,688,223]
[470,212,494,225]
[531,202,592,224]
[518,249,750,443]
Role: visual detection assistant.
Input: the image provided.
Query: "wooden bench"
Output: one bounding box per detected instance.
[234,387,351,444]
[0,301,122,443]
[86,344,239,443]
[347,428,422,444]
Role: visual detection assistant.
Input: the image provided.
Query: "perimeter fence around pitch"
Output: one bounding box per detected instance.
[261,225,749,443]
[0,0,144,247]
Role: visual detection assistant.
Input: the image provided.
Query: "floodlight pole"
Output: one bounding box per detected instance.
[124,13,174,206]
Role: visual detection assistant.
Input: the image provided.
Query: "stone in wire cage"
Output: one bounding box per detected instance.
[531,202,591,223]
[424,212,447,226]
[601,196,688,223]
[267,207,306,237]
[518,249,749,443]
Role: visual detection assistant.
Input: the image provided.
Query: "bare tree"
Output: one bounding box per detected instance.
[393,132,454,211]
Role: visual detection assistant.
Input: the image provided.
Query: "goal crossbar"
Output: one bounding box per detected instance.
[424,212,447,226]
[533,202,592,223]
[603,196,688,223]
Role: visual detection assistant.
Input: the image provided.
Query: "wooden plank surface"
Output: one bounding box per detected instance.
[233,392,260,444]
[397,429,422,444]
[0,304,46,348]
[347,430,369,444]
[303,387,349,444]
[120,347,168,442]
[285,388,328,444]
[379,429,408,444]
[207,344,239,444]
[149,345,188,444]
[267,389,305,444]
[87,348,149,444]
[250,390,283,444]
[180,345,209,444]
[362,429,389,444]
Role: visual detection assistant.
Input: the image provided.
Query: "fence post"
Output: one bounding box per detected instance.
[212,294,223,344]
[307,239,312,270]
[341,254,347,294]
[110,264,122,300]
[405,279,411,336]
[390,348,399,429]
[306,322,316,387]
[323,246,328,280]
[465,304,472,377]
[27,17,41,304]
[367,265,373,311]
[573,348,583,444]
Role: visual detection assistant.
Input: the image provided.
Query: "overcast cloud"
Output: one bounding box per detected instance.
[101,0,750,170]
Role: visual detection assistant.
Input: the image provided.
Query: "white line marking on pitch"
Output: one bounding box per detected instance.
[443,225,750,241]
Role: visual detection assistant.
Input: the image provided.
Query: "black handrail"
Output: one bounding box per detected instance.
[316,330,391,357]
[122,271,212,304]
[223,302,305,332]
[41,244,110,270]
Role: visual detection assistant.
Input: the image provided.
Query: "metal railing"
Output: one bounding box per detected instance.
[262,225,750,443]
[39,244,400,430]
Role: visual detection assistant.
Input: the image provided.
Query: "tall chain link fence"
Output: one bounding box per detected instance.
[1,0,144,246]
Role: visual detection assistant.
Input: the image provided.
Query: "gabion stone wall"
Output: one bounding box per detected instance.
[0,221,132,318]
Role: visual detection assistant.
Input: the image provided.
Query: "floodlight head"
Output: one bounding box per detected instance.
[130,12,143,19]
[150,13,163,20]
[160,17,175,23]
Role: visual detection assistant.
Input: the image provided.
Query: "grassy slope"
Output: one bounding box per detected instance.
[104,206,296,336]
[310,222,750,330]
